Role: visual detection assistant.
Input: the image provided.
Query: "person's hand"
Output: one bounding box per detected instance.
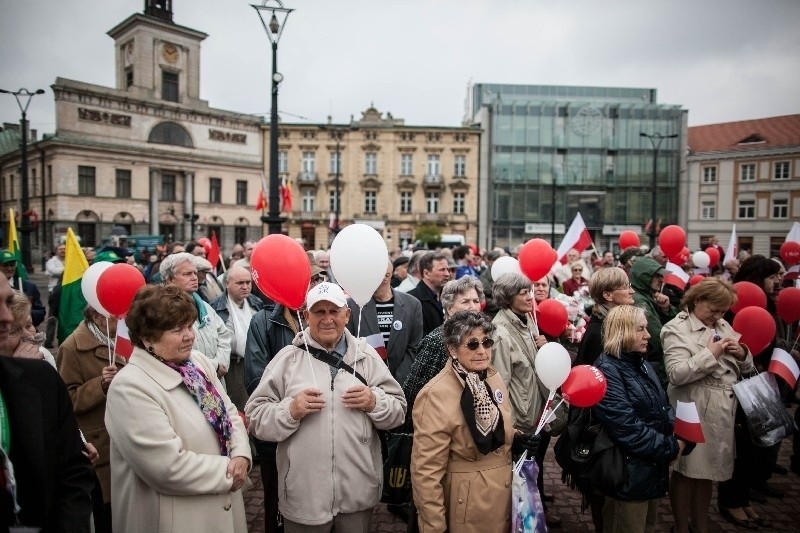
[533,335,548,348]
[217,365,228,378]
[13,341,43,360]
[342,385,376,413]
[724,340,747,361]
[82,442,99,464]
[512,432,541,458]
[101,365,118,393]
[227,456,250,492]
[707,336,727,358]
[653,291,670,310]
[289,388,326,420]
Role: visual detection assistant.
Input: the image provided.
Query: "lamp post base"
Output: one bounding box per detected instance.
[260,214,287,235]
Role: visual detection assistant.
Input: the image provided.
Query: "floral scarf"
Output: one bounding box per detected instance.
[163,358,233,456]
[452,358,504,455]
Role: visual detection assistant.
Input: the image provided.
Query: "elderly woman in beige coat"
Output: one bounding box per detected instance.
[412,311,533,533]
[662,278,753,533]
[105,284,251,533]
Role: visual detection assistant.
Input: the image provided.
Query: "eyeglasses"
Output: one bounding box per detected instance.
[572,269,583,272]
[462,338,495,350]
[613,283,633,291]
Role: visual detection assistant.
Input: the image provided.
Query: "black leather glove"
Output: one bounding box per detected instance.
[680,440,696,456]
[512,432,541,458]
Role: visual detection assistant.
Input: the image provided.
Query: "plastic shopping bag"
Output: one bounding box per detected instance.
[733,372,796,447]
[511,452,547,533]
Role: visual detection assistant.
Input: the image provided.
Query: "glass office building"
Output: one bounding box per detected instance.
[471,84,687,250]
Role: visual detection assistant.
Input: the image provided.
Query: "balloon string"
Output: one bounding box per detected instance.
[352,307,363,388]
[534,390,557,435]
[296,311,318,390]
[105,317,114,367]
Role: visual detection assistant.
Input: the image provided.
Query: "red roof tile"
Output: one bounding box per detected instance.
[688,114,800,154]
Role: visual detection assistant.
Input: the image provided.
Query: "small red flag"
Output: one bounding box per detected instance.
[769,348,799,388]
[255,189,267,211]
[208,231,221,270]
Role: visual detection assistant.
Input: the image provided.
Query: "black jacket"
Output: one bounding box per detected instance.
[0,357,95,531]
[575,307,605,367]
[592,351,678,501]
[408,281,444,336]
[10,276,46,327]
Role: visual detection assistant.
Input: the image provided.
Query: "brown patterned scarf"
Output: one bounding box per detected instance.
[452,358,504,454]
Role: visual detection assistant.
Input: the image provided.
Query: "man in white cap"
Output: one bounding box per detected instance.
[246,282,406,533]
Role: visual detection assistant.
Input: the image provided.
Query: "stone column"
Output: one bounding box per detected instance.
[184,171,194,241]
[149,168,160,235]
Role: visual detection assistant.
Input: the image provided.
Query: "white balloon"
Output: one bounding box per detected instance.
[534,342,572,390]
[692,251,711,269]
[330,224,389,307]
[81,262,113,317]
[491,256,522,280]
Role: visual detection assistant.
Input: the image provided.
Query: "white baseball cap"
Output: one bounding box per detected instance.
[306,282,347,309]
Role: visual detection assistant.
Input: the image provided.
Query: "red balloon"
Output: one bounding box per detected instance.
[780,241,800,266]
[562,365,608,408]
[535,299,568,337]
[518,239,557,282]
[777,287,800,323]
[669,247,691,267]
[689,274,705,286]
[250,235,311,310]
[618,231,640,250]
[96,263,146,318]
[659,225,686,258]
[705,247,720,268]
[732,306,776,355]
[731,281,767,314]
[197,237,212,255]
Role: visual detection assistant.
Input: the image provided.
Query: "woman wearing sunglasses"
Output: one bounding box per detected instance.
[411,311,526,533]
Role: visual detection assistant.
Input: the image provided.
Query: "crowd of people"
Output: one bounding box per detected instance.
[0,235,798,533]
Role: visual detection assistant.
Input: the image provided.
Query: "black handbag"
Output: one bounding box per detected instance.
[381,429,414,505]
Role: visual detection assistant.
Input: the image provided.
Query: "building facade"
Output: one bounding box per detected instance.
[470,83,687,251]
[268,107,480,250]
[685,114,800,257]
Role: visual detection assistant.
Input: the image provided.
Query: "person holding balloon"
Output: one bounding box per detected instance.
[661,278,753,533]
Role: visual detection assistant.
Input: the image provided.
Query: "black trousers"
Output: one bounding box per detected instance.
[255,441,283,533]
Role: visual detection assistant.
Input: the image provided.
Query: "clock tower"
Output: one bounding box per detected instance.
[107,1,207,105]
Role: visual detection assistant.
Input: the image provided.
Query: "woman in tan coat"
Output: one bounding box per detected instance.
[662,278,753,533]
[411,311,533,533]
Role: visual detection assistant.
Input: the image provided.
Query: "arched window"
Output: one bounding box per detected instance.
[148,122,193,147]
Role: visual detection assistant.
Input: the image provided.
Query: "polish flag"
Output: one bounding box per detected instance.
[768,348,800,388]
[674,401,705,443]
[365,333,388,361]
[663,261,689,290]
[721,224,738,271]
[114,318,134,361]
[556,213,593,264]
[785,264,800,282]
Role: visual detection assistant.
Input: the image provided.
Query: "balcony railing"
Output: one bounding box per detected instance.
[423,174,443,184]
[297,172,319,184]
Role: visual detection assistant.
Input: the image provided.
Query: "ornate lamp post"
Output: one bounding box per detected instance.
[640,131,678,249]
[0,87,45,270]
[252,0,294,235]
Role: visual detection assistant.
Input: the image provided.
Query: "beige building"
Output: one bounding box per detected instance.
[684,114,800,256]
[269,107,480,250]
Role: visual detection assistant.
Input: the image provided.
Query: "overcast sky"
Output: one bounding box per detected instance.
[2,0,799,134]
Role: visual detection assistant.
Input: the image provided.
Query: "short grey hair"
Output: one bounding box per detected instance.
[442,310,495,350]
[441,277,485,312]
[159,252,196,281]
[407,250,428,276]
[492,273,532,309]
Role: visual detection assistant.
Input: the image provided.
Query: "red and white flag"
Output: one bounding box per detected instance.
[674,401,705,443]
[785,264,800,282]
[365,333,388,361]
[556,213,593,263]
[721,224,738,270]
[255,171,268,211]
[787,221,800,244]
[114,318,134,361]
[768,348,800,388]
[663,261,689,290]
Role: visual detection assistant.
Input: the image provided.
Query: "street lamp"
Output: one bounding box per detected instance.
[320,122,345,237]
[0,87,45,271]
[640,131,678,249]
[252,0,294,235]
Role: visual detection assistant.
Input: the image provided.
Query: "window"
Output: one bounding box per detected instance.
[162,70,179,102]
[454,155,466,177]
[236,180,248,205]
[774,161,790,180]
[302,151,316,173]
[78,166,96,196]
[700,200,716,220]
[365,153,377,175]
[278,151,288,173]
[364,191,377,213]
[427,154,440,177]
[400,191,412,213]
[149,122,193,147]
[125,68,134,89]
[702,166,717,184]
[234,226,247,245]
[116,169,132,198]
[401,154,413,175]
[302,189,315,212]
[740,163,756,182]
[329,190,340,213]
[209,178,222,204]
[772,198,788,219]
[77,223,97,248]
[426,192,440,214]
[330,152,341,174]
[453,192,465,214]
[161,173,176,201]
[737,199,755,219]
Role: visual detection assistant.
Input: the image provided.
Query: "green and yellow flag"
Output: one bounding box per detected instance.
[58,227,89,343]
[7,208,26,281]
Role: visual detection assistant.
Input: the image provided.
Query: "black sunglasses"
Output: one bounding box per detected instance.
[462,338,495,351]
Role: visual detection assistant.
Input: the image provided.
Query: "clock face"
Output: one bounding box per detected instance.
[162,43,179,64]
[571,105,604,137]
